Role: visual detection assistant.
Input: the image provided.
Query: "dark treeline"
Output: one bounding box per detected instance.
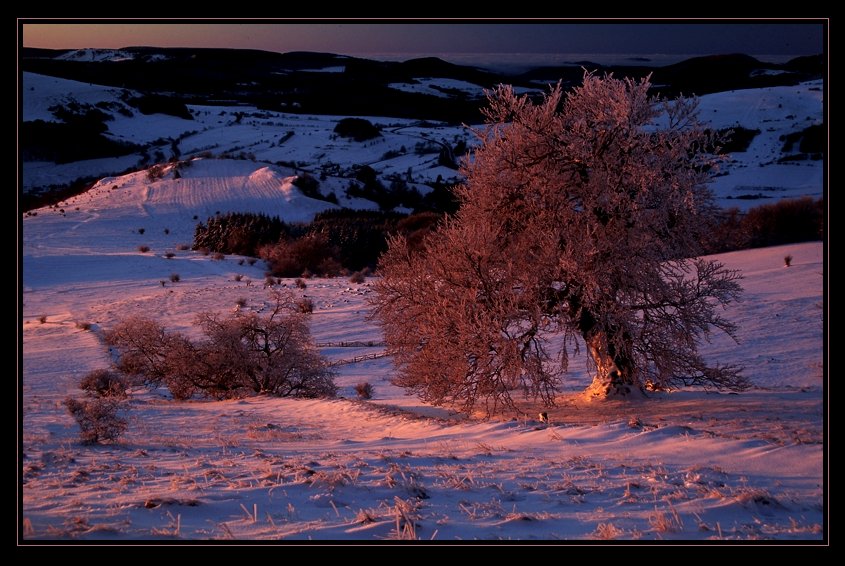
[194,209,442,276]
[194,197,822,278]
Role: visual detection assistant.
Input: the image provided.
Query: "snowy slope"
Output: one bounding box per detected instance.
[24,158,339,262]
[56,49,137,62]
[21,156,824,539]
[23,72,823,213]
[22,72,467,195]
[700,80,823,208]
[23,72,197,143]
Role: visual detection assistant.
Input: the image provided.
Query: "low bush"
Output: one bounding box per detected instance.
[297,297,314,314]
[79,369,127,398]
[355,382,374,400]
[260,234,340,277]
[64,397,127,444]
[104,294,336,400]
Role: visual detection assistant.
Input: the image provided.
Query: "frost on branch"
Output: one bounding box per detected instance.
[373,73,747,414]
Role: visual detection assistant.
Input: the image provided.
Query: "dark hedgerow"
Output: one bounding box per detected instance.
[704,197,823,253]
[194,209,444,277]
[193,212,289,257]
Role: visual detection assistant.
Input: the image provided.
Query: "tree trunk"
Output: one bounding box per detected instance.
[557,292,642,399]
[582,327,641,399]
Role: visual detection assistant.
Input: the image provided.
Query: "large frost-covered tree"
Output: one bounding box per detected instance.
[373,74,747,414]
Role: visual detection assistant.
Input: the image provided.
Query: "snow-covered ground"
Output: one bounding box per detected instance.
[23,72,822,212]
[22,72,467,194]
[701,81,823,208]
[21,157,824,539]
[56,49,139,63]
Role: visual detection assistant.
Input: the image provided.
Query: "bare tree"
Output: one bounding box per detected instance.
[194,299,335,399]
[105,316,196,398]
[105,292,336,400]
[373,74,746,414]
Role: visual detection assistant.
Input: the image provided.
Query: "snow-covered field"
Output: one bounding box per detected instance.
[21,155,824,540]
[23,72,822,212]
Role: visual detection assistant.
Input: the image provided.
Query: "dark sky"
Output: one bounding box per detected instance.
[23,22,824,57]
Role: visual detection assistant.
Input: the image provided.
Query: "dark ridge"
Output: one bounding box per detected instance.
[21,47,69,58]
[21,48,823,121]
[783,54,824,74]
[659,53,763,72]
[396,57,503,87]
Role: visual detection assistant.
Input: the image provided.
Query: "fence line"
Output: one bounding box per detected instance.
[328,351,390,367]
[316,341,386,348]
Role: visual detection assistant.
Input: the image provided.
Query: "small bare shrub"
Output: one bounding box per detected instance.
[79,369,127,398]
[294,278,307,289]
[38,315,47,324]
[138,228,145,235]
[349,271,366,284]
[233,274,243,282]
[593,522,624,540]
[355,382,374,400]
[106,293,336,400]
[64,397,127,444]
[138,245,151,253]
[784,254,793,267]
[297,297,314,314]
[169,273,180,283]
[649,506,684,534]
[235,297,247,308]
[76,321,92,331]
[146,164,165,182]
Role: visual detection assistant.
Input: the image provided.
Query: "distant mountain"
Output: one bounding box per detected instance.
[22,47,823,121]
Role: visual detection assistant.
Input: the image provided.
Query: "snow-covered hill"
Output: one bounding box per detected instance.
[23,72,822,212]
[700,81,823,205]
[21,146,824,539]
